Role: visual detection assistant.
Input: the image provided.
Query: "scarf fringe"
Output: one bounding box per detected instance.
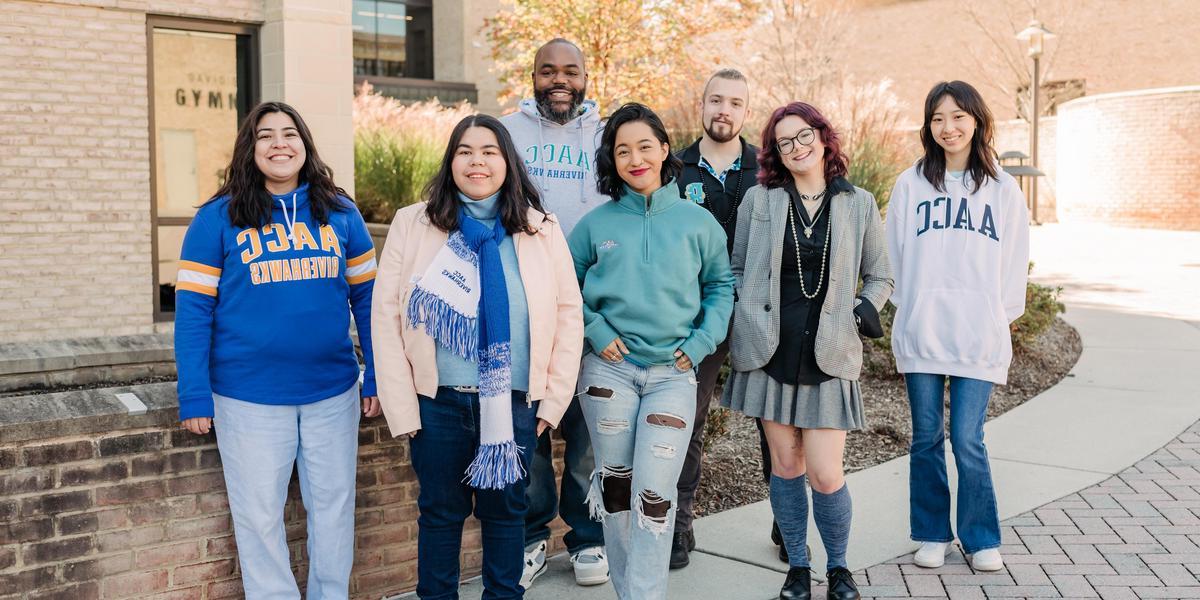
[464,439,525,490]
[406,286,477,359]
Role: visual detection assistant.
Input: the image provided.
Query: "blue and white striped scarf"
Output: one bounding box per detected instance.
[407,207,520,489]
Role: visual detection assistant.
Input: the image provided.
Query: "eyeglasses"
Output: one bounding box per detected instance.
[776,128,817,155]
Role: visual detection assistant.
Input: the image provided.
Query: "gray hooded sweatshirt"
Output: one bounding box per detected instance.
[500,98,607,236]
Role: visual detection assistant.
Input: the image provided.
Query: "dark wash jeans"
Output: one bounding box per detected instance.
[409,387,539,600]
[906,373,1001,554]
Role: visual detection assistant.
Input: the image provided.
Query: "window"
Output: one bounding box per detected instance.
[353,0,434,79]
[148,17,257,319]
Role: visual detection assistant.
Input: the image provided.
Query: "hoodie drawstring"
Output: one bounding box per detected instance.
[536,119,547,195]
[278,192,298,242]
[578,118,586,202]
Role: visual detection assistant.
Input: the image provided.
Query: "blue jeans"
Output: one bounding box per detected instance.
[409,388,539,600]
[213,383,360,600]
[906,373,1001,554]
[524,396,604,553]
[578,353,696,600]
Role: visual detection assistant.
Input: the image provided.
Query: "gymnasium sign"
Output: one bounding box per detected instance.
[175,72,237,110]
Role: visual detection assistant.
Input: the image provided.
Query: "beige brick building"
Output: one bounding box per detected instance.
[0,0,504,344]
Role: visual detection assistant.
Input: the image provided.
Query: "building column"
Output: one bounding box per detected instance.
[261,0,356,195]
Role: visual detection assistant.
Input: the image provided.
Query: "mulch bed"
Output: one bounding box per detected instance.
[694,316,1083,518]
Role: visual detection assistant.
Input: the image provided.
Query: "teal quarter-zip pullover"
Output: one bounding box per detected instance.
[567,180,735,366]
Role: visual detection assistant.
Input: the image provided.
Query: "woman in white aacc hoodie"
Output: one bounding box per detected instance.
[885,80,1029,573]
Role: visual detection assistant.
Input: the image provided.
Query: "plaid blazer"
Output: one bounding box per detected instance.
[727,183,893,381]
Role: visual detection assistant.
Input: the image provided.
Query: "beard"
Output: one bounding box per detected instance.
[535,86,586,124]
[704,118,741,144]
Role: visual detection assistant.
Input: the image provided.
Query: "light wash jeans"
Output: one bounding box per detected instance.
[578,353,696,600]
[213,383,360,600]
[906,373,1001,554]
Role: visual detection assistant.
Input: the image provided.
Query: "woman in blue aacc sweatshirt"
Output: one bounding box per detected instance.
[174,101,380,599]
[887,81,1030,574]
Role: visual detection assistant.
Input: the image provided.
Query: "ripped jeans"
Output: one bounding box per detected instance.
[578,352,696,600]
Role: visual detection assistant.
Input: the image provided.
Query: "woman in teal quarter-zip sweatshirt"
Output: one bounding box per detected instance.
[566,103,734,600]
[567,179,733,367]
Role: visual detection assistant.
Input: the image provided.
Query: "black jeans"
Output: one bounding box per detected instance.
[674,339,777,532]
[410,388,538,600]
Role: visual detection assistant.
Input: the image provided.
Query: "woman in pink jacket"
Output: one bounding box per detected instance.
[371,114,584,599]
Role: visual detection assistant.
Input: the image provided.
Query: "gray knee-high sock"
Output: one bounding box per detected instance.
[812,483,852,570]
[769,474,810,568]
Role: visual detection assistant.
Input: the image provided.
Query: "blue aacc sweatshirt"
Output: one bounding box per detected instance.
[174,183,378,420]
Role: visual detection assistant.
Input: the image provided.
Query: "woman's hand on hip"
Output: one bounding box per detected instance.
[362,395,381,418]
[181,417,212,435]
[673,349,693,371]
[600,338,630,362]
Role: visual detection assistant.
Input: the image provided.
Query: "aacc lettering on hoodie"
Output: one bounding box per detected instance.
[915,196,999,241]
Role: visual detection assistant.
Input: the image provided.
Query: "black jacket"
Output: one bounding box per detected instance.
[676,137,759,254]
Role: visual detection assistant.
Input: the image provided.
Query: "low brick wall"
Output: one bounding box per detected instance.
[1055,86,1200,230]
[1,381,568,599]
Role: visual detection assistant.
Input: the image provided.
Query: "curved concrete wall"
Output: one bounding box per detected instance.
[1056,86,1200,230]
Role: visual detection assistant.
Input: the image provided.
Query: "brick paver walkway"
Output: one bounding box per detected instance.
[820,421,1200,600]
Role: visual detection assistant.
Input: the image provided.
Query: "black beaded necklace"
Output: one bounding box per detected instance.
[700,162,745,226]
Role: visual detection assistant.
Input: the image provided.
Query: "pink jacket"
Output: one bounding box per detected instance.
[371,203,584,437]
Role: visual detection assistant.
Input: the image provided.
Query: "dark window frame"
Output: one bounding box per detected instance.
[147,15,259,322]
[353,0,434,80]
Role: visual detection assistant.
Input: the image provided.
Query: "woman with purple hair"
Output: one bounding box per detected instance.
[722,102,893,600]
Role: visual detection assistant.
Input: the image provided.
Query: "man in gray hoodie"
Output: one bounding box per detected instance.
[500,38,608,589]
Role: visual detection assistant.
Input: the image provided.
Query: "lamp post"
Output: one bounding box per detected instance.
[1016,20,1055,224]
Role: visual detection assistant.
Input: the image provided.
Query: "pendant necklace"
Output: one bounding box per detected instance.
[788,198,831,300]
[796,189,826,239]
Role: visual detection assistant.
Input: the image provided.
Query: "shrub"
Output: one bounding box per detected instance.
[704,407,732,446]
[824,79,914,216]
[1010,264,1066,351]
[352,83,475,223]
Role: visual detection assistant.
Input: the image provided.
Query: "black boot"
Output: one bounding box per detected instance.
[826,567,860,600]
[670,529,694,569]
[779,566,811,600]
[771,521,789,563]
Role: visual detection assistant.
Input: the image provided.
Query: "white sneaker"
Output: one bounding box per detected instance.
[971,548,1004,571]
[570,546,610,586]
[913,541,951,568]
[520,540,547,590]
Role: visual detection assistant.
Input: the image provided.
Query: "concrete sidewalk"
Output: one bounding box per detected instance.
[454,224,1200,599]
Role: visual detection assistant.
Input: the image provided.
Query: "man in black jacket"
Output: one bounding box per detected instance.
[672,68,781,569]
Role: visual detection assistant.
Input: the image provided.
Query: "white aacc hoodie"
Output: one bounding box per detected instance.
[886,164,1030,384]
[500,99,607,236]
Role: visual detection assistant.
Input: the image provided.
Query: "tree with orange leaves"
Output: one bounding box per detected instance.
[482,0,758,114]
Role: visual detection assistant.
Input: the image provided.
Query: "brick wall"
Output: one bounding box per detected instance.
[1055,87,1200,230]
[0,0,262,344]
[0,415,570,599]
[1,392,570,599]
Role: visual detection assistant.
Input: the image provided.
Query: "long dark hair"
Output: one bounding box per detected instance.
[595,103,683,200]
[918,81,998,194]
[423,114,545,234]
[756,102,849,188]
[206,102,349,228]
